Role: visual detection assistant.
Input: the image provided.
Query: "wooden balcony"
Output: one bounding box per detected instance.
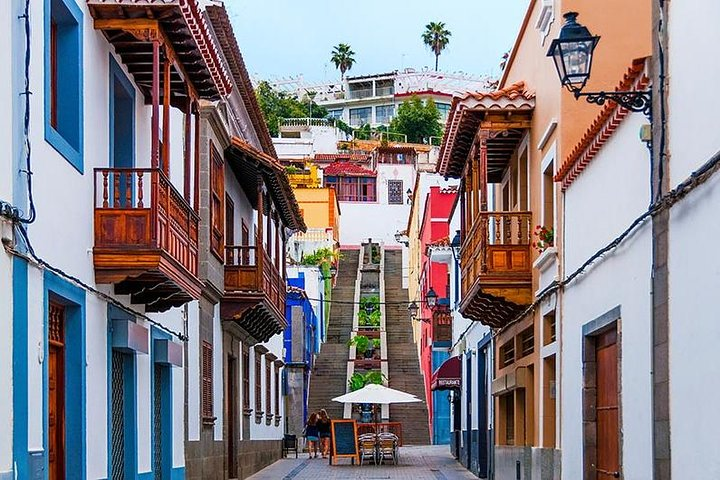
[93,168,202,312]
[221,245,287,342]
[459,211,533,328]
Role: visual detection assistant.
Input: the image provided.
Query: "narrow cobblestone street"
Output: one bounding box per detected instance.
[247,445,476,480]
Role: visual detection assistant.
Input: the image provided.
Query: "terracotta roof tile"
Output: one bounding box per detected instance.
[314,153,371,162]
[437,81,535,177]
[555,58,650,191]
[206,5,277,157]
[323,161,376,177]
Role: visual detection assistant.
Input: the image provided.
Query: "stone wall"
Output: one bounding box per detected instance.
[494,446,560,480]
[237,440,283,479]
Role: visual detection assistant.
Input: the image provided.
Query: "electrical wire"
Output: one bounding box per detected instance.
[9,224,188,341]
[491,143,720,339]
[17,0,36,224]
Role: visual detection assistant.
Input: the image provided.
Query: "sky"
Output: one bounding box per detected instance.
[225,0,529,85]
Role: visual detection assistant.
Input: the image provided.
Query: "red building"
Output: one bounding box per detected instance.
[417,185,457,444]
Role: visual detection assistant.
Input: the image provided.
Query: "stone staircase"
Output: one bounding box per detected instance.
[307,249,359,420]
[384,249,431,445]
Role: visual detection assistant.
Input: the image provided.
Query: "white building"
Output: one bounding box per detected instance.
[557,61,654,479]
[665,2,720,478]
[278,69,491,128]
[0,1,303,479]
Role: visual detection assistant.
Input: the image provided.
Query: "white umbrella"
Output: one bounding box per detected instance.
[332,383,421,404]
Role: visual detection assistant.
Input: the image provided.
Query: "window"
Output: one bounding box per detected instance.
[225,195,234,263]
[502,393,515,445]
[375,105,394,124]
[242,347,250,410]
[327,109,343,120]
[388,180,403,204]
[518,326,535,358]
[210,144,224,259]
[274,365,281,416]
[255,353,262,413]
[543,160,555,231]
[436,103,451,122]
[544,312,556,346]
[325,176,377,202]
[265,362,272,416]
[241,220,250,265]
[202,341,214,421]
[500,340,515,368]
[349,107,372,126]
[45,0,83,172]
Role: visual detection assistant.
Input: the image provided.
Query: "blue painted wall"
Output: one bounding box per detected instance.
[432,349,451,445]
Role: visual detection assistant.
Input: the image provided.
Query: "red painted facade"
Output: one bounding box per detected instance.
[417,186,457,437]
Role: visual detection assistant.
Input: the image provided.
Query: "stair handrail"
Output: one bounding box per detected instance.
[379,244,389,421]
[344,248,365,419]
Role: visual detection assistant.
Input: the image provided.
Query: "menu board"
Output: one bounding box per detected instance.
[329,419,359,465]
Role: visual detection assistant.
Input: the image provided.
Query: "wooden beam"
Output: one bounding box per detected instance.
[162,52,171,175]
[151,39,160,169]
[193,102,200,212]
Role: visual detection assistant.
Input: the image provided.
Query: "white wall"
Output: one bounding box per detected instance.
[338,164,415,246]
[667,3,720,477]
[249,333,286,440]
[560,113,653,479]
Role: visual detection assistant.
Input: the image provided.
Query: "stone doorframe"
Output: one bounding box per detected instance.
[582,306,623,480]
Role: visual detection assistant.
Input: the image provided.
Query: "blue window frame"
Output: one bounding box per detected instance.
[45,0,84,173]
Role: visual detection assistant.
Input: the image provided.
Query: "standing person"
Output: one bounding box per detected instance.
[317,409,332,458]
[304,412,320,458]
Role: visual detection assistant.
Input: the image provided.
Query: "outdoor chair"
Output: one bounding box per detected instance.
[377,433,399,465]
[358,433,378,465]
[283,434,298,458]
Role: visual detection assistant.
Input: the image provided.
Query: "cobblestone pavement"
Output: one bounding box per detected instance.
[247,445,476,480]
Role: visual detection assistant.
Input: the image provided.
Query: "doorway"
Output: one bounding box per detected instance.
[109,58,135,207]
[153,363,171,480]
[48,301,66,480]
[596,329,620,479]
[228,356,238,478]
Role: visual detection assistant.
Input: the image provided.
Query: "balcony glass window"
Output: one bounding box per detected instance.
[375,105,395,125]
[349,107,372,126]
[327,109,343,120]
[325,176,377,202]
[45,0,84,172]
[437,103,451,122]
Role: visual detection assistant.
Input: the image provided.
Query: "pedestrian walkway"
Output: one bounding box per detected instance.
[246,445,476,480]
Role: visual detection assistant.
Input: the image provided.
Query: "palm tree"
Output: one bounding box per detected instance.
[331,43,356,80]
[422,22,451,71]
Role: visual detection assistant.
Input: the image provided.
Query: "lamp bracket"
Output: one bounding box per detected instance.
[572,88,652,118]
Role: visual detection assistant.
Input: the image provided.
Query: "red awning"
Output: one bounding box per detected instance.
[431,355,461,391]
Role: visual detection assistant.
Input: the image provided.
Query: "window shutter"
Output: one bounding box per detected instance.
[202,341,214,421]
[209,143,224,258]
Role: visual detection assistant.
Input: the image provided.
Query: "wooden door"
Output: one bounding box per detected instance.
[596,329,620,479]
[227,356,238,478]
[49,302,66,480]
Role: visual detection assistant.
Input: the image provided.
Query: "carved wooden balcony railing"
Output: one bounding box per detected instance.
[93,168,201,311]
[459,211,533,328]
[222,245,287,342]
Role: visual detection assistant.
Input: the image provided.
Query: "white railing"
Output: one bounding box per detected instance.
[278,117,336,128]
[293,228,334,243]
[348,88,374,99]
[375,86,394,97]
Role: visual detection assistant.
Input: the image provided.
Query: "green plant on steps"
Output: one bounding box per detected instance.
[348,370,386,392]
[347,335,370,353]
[372,338,381,349]
[358,296,381,327]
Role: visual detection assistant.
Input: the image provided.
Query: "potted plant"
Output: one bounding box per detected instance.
[348,335,372,359]
[372,338,381,359]
[533,225,554,253]
[347,371,386,423]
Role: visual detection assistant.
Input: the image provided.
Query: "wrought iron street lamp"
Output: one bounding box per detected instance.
[407,301,419,319]
[547,12,651,117]
[450,230,461,262]
[425,286,438,309]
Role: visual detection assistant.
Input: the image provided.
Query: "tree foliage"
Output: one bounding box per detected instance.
[389,96,443,144]
[255,81,328,137]
[331,43,356,79]
[422,22,451,70]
